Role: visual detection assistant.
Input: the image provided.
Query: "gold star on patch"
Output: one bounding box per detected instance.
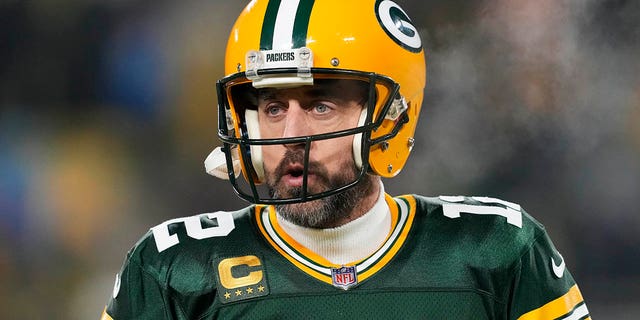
[258,285,265,292]
[235,289,242,296]
[224,292,231,299]
[246,287,254,294]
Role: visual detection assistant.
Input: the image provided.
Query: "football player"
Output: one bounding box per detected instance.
[101,0,590,319]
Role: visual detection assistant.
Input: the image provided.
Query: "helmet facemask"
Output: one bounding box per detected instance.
[216,68,404,204]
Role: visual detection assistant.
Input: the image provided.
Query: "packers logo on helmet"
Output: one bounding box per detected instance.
[375,0,422,53]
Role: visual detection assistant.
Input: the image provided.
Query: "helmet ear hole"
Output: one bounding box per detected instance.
[352,108,368,170]
[244,109,265,182]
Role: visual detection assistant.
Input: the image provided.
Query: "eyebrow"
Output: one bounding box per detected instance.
[257,85,336,102]
[257,89,276,101]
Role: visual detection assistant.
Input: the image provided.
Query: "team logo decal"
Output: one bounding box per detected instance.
[331,266,358,290]
[375,0,422,52]
[215,255,269,303]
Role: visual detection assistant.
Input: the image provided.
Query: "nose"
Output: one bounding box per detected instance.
[281,100,310,141]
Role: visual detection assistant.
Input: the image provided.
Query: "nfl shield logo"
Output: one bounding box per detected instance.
[331,266,358,290]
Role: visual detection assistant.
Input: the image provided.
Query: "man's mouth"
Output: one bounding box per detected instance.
[281,164,311,187]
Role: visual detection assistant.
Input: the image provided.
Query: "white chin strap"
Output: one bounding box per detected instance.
[352,108,368,170]
[203,110,264,181]
[204,146,240,180]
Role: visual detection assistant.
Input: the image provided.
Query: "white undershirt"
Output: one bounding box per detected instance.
[276,183,391,265]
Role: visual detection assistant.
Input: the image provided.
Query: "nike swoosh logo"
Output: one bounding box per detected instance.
[551,252,565,279]
[112,273,121,299]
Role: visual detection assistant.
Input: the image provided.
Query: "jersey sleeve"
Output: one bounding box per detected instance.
[509,228,590,320]
[100,249,169,320]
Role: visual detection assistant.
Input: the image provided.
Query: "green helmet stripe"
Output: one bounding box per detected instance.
[260,0,316,50]
[292,0,315,48]
[260,0,281,50]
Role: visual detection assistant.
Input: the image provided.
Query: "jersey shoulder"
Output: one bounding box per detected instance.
[123,206,258,280]
[398,195,588,319]
[411,194,544,231]
[405,194,548,263]
[105,207,260,319]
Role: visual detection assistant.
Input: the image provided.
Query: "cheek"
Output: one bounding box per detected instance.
[313,136,355,163]
[261,145,283,171]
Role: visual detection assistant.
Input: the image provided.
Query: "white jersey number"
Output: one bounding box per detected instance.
[151,212,235,252]
[439,196,523,228]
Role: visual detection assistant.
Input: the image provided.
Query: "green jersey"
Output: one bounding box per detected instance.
[101,195,589,319]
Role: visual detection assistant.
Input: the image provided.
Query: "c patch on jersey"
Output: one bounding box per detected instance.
[215,255,269,304]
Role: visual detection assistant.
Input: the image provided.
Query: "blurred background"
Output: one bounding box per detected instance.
[1,0,638,318]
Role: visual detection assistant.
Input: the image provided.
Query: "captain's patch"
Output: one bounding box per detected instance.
[215,255,269,303]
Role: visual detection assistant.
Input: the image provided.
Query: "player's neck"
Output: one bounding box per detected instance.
[276,182,391,265]
[329,176,381,227]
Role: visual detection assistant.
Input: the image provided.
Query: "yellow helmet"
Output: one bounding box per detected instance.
[212,0,426,203]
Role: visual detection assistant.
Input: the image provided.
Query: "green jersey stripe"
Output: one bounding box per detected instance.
[356,197,409,273]
[259,207,332,275]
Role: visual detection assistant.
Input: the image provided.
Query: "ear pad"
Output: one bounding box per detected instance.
[352,108,368,170]
[244,109,265,182]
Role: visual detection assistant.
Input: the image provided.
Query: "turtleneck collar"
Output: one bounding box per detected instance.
[275,182,391,265]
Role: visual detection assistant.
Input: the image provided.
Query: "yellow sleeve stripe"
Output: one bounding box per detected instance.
[518,285,587,320]
[100,307,114,320]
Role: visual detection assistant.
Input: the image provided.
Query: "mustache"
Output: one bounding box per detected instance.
[273,150,329,184]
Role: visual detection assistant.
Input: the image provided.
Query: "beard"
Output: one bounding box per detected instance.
[267,149,375,229]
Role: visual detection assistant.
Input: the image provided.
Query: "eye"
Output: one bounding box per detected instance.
[265,103,285,117]
[312,103,331,114]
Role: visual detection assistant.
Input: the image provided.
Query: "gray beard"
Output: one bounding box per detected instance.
[267,149,375,228]
[274,173,375,228]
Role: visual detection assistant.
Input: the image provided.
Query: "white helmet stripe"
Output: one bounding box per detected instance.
[273,0,301,49]
[260,0,315,50]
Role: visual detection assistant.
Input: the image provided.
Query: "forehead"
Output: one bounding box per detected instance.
[257,79,368,101]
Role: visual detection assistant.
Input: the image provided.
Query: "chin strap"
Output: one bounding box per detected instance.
[205,109,265,182]
[204,146,241,180]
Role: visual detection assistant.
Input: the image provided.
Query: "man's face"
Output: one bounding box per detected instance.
[256,79,373,228]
